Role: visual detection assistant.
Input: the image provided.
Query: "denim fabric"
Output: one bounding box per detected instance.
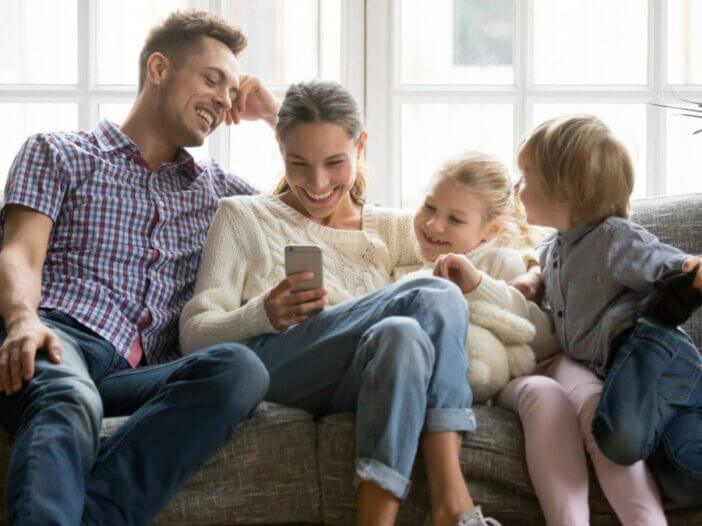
[0,309,269,525]
[592,318,702,505]
[246,277,474,500]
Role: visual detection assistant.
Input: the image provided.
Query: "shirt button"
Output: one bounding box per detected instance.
[557,310,563,318]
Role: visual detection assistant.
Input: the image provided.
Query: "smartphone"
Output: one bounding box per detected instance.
[285,245,324,292]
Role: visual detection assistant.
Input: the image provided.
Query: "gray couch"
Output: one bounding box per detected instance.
[1,193,701,525]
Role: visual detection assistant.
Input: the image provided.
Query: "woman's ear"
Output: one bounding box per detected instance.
[356,130,368,158]
[146,52,170,87]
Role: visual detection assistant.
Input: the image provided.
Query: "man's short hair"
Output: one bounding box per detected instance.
[138,10,247,91]
[517,115,635,224]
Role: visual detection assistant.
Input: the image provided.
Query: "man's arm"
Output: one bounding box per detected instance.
[0,205,61,396]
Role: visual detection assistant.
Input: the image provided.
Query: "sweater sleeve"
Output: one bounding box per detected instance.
[179,200,277,354]
[467,251,560,361]
[373,208,421,277]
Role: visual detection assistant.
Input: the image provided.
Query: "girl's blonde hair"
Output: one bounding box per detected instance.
[437,151,544,251]
[517,115,634,224]
[273,81,367,206]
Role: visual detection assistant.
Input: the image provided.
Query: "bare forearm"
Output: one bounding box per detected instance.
[0,249,42,327]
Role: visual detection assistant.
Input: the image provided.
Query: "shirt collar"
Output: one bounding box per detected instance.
[95,119,199,177]
[95,120,136,152]
[558,221,600,251]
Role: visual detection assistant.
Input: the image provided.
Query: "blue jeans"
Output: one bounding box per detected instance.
[592,318,702,505]
[0,309,269,525]
[246,277,474,500]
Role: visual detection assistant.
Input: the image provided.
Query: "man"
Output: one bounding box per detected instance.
[0,10,278,525]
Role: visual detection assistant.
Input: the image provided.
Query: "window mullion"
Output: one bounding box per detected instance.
[78,0,92,130]
[648,0,667,197]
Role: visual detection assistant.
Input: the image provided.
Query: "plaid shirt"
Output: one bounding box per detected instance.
[1,120,257,365]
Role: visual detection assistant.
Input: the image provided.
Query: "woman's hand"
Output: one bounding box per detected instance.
[227,74,279,128]
[509,267,545,303]
[433,253,482,293]
[264,272,328,331]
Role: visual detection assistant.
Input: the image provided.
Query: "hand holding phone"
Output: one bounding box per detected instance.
[263,245,328,330]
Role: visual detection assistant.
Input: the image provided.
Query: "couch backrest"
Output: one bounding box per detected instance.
[631,193,702,347]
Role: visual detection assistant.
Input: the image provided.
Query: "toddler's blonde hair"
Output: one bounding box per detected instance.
[517,115,634,224]
[437,151,543,251]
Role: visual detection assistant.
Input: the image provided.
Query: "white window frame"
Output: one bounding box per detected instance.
[0,0,365,175]
[364,0,702,207]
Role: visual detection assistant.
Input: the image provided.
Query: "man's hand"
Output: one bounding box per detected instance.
[227,75,279,128]
[509,267,545,303]
[0,313,61,396]
[683,256,702,290]
[433,253,482,293]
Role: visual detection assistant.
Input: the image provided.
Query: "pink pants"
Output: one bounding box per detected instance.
[497,354,667,526]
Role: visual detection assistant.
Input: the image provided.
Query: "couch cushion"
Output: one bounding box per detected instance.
[631,193,702,347]
[0,402,322,526]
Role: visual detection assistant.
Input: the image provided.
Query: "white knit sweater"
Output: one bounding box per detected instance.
[179,194,419,353]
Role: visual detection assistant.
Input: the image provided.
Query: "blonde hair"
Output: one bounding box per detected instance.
[273,81,367,206]
[517,115,634,224]
[437,152,544,251]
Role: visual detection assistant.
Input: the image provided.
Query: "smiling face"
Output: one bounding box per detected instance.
[153,36,241,147]
[279,121,366,224]
[413,175,503,261]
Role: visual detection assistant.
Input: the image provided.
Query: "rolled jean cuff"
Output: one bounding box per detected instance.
[354,458,411,500]
[426,408,476,433]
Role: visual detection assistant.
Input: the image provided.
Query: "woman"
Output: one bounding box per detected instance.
[180,81,497,526]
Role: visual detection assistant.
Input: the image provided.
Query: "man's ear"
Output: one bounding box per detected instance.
[145,52,171,87]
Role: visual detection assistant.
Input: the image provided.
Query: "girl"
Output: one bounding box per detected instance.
[412,151,670,525]
[180,81,495,526]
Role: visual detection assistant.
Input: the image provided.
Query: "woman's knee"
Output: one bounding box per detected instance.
[397,276,467,323]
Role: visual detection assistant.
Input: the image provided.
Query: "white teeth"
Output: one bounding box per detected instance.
[304,188,335,201]
[425,232,446,244]
[196,108,214,126]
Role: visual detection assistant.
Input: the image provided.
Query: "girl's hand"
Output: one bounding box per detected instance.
[682,256,702,290]
[264,273,328,331]
[509,267,545,303]
[433,253,482,293]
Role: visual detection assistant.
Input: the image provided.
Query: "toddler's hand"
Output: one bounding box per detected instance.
[433,253,482,293]
[682,256,702,291]
[509,267,545,303]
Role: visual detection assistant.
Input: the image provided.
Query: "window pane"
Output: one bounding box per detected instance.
[401,0,514,85]
[401,103,513,208]
[228,0,342,84]
[666,109,702,196]
[97,0,197,86]
[0,104,78,196]
[98,103,209,161]
[668,0,702,85]
[0,0,77,84]
[230,120,282,193]
[532,104,647,199]
[533,0,647,85]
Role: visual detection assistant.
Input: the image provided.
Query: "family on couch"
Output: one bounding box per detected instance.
[0,10,701,526]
